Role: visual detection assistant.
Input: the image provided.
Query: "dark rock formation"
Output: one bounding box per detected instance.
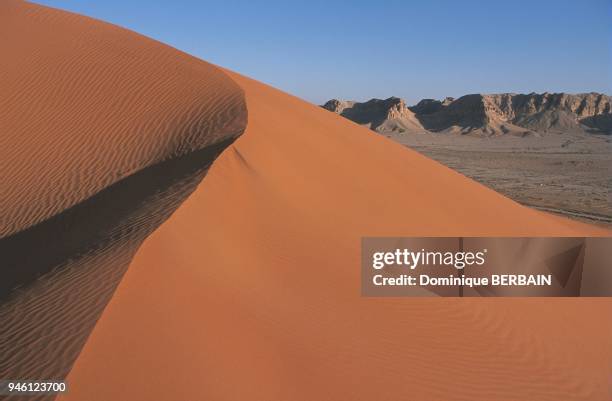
[323,92,612,135]
[322,97,424,133]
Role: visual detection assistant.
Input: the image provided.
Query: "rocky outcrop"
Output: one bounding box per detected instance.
[322,97,424,133]
[323,92,612,135]
[322,99,356,115]
[410,97,455,115]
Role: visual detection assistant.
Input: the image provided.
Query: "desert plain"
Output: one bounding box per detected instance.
[390,131,611,225]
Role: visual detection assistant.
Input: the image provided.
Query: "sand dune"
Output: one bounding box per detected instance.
[0,0,245,395]
[60,73,611,401]
[1,2,610,401]
[0,0,245,239]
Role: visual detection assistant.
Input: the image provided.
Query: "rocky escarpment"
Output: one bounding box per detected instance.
[410,97,455,115]
[322,97,424,132]
[323,92,612,136]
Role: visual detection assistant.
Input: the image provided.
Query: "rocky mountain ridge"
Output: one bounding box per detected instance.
[322,92,612,136]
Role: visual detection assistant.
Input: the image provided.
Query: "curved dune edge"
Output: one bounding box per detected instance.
[0,140,239,392]
[0,0,246,393]
[0,0,246,238]
[60,72,611,401]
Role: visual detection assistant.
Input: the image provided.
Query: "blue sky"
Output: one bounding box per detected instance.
[35,0,611,105]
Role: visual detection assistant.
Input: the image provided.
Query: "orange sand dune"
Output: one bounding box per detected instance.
[60,72,612,400]
[0,0,245,392]
[0,0,245,238]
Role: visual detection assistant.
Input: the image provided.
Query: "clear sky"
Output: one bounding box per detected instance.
[35,0,611,105]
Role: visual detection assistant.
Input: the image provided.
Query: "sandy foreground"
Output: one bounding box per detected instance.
[0,0,247,394]
[0,1,610,401]
[59,72,612,401]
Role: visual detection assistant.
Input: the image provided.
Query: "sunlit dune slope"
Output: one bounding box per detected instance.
[0,0,246,238]
[61,72,612,401]
[0,0,246,394]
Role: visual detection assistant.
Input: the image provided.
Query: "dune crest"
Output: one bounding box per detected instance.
[0,0,245,238]
[0,0,246,393]
[60,72,611,401]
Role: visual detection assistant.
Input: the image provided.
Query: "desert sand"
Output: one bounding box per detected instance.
[0,0,245,394]
[0,0,245,239]
[0,2,610,401]
[59,74,610,400]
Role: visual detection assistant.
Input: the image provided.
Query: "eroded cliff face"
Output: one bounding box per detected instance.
[322,97,424,132]
[323,92,612,135]
[322,99,356,115]
[486,93,611,119]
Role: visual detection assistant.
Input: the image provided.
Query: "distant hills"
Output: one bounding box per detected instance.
[322,92,612,136]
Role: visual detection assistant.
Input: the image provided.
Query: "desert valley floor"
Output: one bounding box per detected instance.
[389,131,612,225]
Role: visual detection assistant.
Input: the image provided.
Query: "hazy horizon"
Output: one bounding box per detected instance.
[35,0,612,105]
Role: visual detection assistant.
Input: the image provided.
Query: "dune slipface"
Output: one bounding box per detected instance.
[59,72,612,401]
[0,0,246,395]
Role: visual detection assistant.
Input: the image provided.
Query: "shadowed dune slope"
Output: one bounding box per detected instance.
[0,1,246,397]
[0,0,246,238]
[62,72,611,401]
